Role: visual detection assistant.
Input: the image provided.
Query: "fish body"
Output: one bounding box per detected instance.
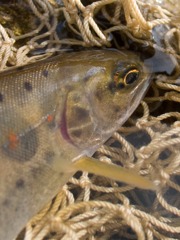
[0,50,151,240]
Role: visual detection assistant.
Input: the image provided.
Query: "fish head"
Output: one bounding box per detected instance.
[87,50,151,128]
[63,50,152,151]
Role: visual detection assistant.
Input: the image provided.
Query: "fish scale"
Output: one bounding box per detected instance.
[0,50,154,240]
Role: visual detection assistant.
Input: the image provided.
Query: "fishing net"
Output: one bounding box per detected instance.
[0,0,180,239]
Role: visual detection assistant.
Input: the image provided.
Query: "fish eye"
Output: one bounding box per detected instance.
[124,68,139,85]
[112,65,140,90]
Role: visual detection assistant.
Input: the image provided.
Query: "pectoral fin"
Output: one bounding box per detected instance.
[72,156,156,190]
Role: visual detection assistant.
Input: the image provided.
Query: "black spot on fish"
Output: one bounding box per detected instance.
[74,107,89,121]
[68,106,90,129]
[42,69,49,77]
[24,81,32,91]
[95,89,102,101]
[113,105,120,113]
[3,129,38,162]
[2,199,10,207]
[0,92,3,102]
[108,82,116,92]
[16,178,25,189]
[44,151,55,164]
[71,129,82,138]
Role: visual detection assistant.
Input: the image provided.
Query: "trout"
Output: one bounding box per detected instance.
[0,50,154,240]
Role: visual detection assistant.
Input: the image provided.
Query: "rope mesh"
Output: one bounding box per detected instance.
[0,0,179,239]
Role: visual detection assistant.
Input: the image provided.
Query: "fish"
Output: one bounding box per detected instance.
[0,49,154,240]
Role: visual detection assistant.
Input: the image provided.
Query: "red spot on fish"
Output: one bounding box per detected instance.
[47,114,53,123]
[8,133,19,149]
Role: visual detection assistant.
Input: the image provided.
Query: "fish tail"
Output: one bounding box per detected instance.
[72,157,156,190]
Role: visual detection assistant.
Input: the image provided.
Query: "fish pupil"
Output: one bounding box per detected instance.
[125,70,139,85]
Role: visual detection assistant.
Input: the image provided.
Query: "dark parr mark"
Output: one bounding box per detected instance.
[24,81,33,91]
[16,178,25,189]
[3,129,38,162]
[0,92,3,102]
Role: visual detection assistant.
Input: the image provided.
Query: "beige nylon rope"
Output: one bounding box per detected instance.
[0,0,179,239]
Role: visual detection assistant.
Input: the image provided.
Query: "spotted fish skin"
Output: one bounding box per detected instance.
[0,50,151,240]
